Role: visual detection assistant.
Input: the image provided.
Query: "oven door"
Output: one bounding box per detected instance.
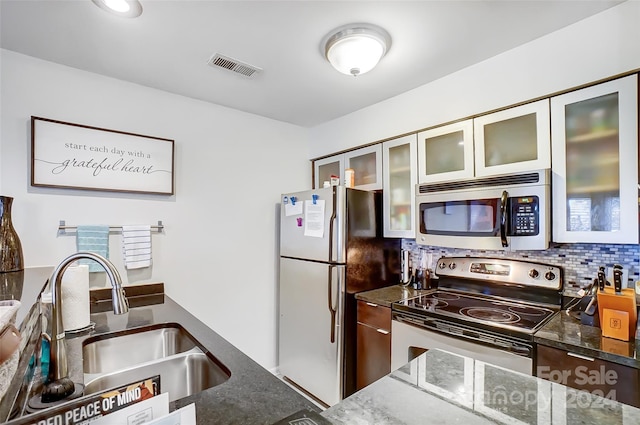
[391,315,533,375]
[474,360,552,424]
[415,179,549,251]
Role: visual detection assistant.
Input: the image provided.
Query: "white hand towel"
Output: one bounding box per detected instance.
[122,225,152,269]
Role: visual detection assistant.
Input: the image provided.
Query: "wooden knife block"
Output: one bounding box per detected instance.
[597,288,638,341]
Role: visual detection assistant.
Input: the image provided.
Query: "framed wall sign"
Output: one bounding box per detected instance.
[31,116,175,195]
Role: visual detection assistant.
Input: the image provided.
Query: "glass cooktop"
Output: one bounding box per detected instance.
[394,290,558,334]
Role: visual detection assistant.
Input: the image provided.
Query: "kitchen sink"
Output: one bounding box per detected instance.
[82,323,231,402]
[83,350,231,402]
[83,323,201,374]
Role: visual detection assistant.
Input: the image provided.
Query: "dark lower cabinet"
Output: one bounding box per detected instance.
[356,300,391,390]
[536,344,640,408]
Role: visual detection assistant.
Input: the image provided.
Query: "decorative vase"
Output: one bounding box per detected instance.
[0,196,24,273]
[0,270,24,300]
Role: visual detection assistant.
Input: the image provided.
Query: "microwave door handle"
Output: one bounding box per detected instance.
[500,190,509,247]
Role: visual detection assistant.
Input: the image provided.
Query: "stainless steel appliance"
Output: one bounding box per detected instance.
[415,169,550,250]
[391,256,563,375]
[279,186,399,406]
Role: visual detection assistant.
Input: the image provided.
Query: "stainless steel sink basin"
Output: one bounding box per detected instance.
[82,323,231,402]
[84,350,231,402]
[83,323,199,374]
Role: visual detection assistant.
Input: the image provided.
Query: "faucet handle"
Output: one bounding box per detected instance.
[112,286,129,315]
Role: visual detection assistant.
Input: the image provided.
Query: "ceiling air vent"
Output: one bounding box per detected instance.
[207,53,262,77]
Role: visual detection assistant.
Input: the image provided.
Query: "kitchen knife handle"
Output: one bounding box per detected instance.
[499,190,509,248]
[597,266,607,291]
[327,265,337,344]
[613,264,623,293]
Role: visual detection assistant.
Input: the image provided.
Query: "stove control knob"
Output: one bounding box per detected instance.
[528,269,539,279]
[448,262,457,270]
[545,271,556,281]
[438,262,447,270]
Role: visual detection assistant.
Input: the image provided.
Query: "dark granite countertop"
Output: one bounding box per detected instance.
[534,310,640,369]
[322,348,640,424]
[1,267,318,425]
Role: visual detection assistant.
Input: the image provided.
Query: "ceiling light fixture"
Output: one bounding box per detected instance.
[92,0,143,18]
[323,23,391,77]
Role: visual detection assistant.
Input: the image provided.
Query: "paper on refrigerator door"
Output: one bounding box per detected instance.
[304,199,325,237]
[284,201,303,216]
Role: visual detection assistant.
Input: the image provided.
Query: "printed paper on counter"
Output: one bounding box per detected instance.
[91,392,169,425]
[20,376,162,425]
[304,199,325,238]
[284,201,303,217]
[145,403,196,425]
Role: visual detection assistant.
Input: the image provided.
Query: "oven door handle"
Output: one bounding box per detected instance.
[499,190,509,248]
[394,314,428,329]
[394,314,533,358]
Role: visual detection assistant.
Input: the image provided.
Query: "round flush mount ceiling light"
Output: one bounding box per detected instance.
[323,24,391,77]
[92,0,143,18]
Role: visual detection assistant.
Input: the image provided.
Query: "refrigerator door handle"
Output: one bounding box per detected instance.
[328,187,337,262]
[328,265,337,343]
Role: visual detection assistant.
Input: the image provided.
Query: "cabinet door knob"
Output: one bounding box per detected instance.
[366,302,378,307]
[376,329,390,335]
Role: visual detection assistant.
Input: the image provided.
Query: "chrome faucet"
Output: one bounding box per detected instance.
[42,252,129,402]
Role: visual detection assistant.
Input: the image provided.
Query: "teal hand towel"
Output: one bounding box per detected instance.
[76,225,110,273]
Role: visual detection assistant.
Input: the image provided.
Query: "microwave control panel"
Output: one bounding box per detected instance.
[509,196,539,236]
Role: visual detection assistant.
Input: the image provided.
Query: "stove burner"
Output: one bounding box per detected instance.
[431,292,460,301]
[507,305,547,316]
[414,297,448,310]
[459,307,521,324]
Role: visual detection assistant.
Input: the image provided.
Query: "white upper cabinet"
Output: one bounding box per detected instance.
[551,75,638,244]
[382,134,417,238]
[473,99,551,177]
[314,145,382,190]
[418,100,550,183]
[417,120,474,183]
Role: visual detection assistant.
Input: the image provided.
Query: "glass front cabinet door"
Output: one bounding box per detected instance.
[473,99,551,177]
[314,155,343,189]
[344,145,383,190]
[551,75,638,244]
[382,134,417,237]
[314,145,382,190]
[417,119,474,183]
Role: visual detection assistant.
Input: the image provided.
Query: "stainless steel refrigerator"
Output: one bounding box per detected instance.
[278,186,400,406]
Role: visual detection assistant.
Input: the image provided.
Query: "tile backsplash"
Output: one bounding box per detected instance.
[401,240,639,296]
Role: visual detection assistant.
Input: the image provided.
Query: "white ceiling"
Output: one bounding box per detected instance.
[0,0,623,127]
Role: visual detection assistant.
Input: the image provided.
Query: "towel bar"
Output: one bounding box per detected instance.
[57,220,164,236]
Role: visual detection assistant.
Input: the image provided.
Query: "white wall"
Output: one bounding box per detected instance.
[309,1,640,158]
[0,49,311,369]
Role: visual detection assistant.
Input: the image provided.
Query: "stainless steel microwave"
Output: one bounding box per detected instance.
[415,169,550,251]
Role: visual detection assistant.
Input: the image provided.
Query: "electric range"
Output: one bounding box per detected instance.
[391,256,563,374]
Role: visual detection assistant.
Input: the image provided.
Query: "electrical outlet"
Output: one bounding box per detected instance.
[606,266,630,288]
